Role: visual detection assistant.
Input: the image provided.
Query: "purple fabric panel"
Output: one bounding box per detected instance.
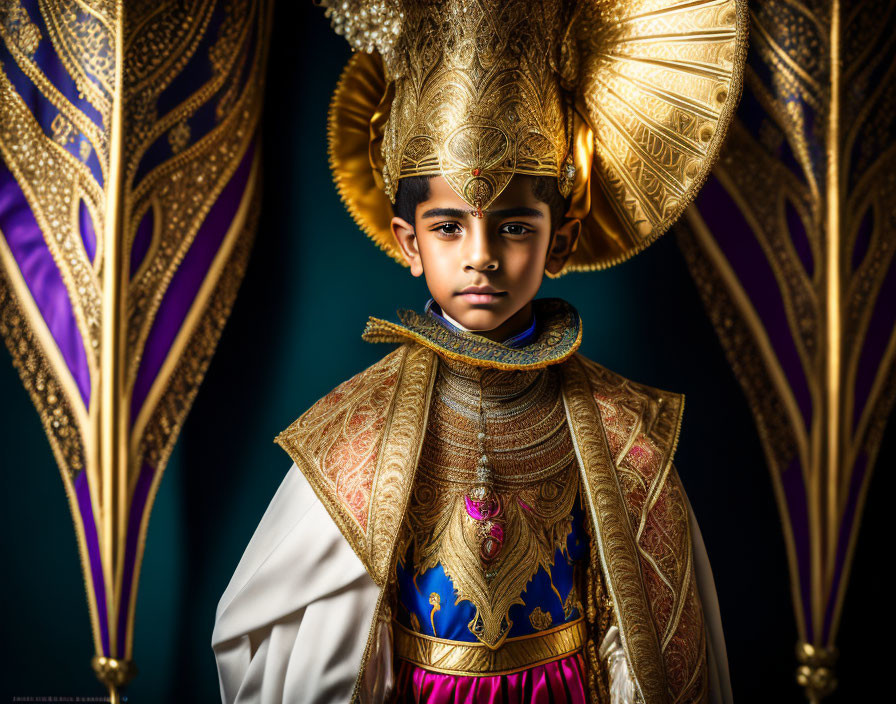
[74,471,110,655]
[395,652,587,704]
[779,455,813,642]
[24,1,106,131]
[785,198,813,279]
[78,199,96,263]
[5,3,106,186]
[129,140,254,426]
[116,461,156,654]
[852,246,896,430]
[0,166,91,405]
[130,207,154,278]
[695,176,814,429]
[822,451,869,641]
[851,205,873,273]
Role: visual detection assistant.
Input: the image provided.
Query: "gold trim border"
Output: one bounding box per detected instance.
[393,618,587,677]
[561,355,667,703]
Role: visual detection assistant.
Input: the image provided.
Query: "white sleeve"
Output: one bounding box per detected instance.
[600,625,639,704]
[687,495,734,704]
[211,464,381,704]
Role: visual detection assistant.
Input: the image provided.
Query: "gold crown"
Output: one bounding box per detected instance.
[325,0,748,272]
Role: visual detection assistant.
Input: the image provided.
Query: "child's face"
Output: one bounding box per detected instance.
[391,175,579,338]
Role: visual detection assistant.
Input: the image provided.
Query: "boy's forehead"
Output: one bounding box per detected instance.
[422,175,544,213]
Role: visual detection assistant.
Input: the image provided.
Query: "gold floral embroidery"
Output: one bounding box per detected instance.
[529,607,553,632]
[563,581,582,620]
[428,592,441,637]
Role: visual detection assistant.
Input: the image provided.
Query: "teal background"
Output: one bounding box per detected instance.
[0,2,890,702]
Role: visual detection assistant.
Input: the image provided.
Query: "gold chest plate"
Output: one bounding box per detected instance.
[398,359,580,649]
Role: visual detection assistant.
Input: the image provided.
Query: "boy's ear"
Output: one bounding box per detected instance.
[391,216,424,277]
[545,218,581,276]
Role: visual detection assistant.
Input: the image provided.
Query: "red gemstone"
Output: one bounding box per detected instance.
[472,168,481,176]
[481,537,501,561]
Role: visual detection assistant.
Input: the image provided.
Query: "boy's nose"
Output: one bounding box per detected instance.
[462,225,498,271]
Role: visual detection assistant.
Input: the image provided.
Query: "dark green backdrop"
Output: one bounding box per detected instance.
[1,3,890,702]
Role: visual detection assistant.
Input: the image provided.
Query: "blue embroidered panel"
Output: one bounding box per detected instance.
[395,493,589,642]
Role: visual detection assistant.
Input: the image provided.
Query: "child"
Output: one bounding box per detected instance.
[212,1,744,702]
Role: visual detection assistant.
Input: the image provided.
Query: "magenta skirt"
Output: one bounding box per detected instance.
[394,652,588,704]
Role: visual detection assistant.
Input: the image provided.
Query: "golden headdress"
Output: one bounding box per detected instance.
[324,0,748,273]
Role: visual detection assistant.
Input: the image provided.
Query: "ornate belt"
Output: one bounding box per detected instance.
[393,618,588,676]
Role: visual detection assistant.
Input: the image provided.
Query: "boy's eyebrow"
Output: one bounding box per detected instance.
[419,206,544,219]
[487,206,544,219]
[420,207,469,219]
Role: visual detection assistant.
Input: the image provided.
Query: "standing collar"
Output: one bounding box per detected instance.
[424,298,538,349]
[362,298,582,370]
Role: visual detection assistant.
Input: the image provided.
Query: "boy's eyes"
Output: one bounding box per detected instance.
[500,224,531,237]
[433,223,462,236]
[429,223,534,237]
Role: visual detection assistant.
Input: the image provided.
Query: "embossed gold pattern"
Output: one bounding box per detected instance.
[393,617,588,676]
[563,354,707,703]
[324,0,748,271]
[529,607,554,632]
[396,355,579,647]
[276,343,439,585]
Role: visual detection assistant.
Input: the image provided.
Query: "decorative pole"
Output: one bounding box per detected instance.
[678,0,896,699]
[0,1,271,696]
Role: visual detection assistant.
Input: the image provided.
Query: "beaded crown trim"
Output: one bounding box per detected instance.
[362,298,582,370]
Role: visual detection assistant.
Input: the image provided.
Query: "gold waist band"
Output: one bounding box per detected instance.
[393,618,588,677]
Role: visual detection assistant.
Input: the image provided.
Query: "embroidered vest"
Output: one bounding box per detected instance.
[275,299,708,703]
[393,354,590,676]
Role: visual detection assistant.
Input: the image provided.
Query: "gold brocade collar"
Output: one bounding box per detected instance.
[361,298,582,370]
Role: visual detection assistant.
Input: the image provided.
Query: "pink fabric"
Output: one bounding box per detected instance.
[395,652,588,704]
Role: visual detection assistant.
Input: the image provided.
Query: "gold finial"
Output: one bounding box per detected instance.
[795,642,838,703]
[91,656,137,703]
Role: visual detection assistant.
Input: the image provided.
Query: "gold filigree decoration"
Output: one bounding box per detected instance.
[428,592,441,636]
[167,120,191,154]
[0,68,104,362]
[281,336,704,699]
[399,358,579,648]
[564,353,708,703]
[135,168,259,482]
[0,2,40,58]
[0,265,85,478]
[0,0,273,687]
[277,343,438,584]
[277,345,408,549]
[563,580,582,620]
[51,113,75,146]
[529,607,554,631]
[676,7,896,695]
[363,298,582,371]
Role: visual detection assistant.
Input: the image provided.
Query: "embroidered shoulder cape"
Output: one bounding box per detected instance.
[276,308,706,703]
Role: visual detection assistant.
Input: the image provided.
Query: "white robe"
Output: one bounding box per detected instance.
[212,463,733,704]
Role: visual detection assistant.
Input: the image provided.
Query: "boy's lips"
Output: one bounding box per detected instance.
[456,286,507,304]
